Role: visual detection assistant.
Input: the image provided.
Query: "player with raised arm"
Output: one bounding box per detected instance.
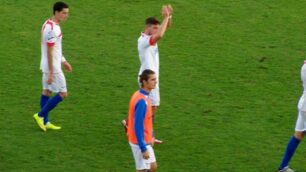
[123,4,173,144]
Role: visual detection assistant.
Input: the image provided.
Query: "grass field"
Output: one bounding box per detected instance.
[2,0,306,171]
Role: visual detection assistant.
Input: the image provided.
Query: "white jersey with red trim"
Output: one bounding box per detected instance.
[137,33,159,77]
[40,19,63,73]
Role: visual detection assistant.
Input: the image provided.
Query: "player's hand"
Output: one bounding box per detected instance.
[63,61,73,72]
[161,5,170,18]
[142,150,150,160]
[47,73,53,84]
[167,4,173,15]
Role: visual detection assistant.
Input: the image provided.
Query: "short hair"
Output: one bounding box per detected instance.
[145,17,160,25]
[139,69,155,87]
[53,1,69,14]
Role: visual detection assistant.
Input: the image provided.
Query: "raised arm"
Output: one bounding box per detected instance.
[167,4,173,28]
[151,5,172,43]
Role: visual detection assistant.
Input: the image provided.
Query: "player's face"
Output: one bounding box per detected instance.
[148,24,160,35]
[144,74,157,90]
[56,8,69,21]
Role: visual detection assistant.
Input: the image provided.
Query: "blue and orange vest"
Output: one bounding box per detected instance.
[128,90,153,145]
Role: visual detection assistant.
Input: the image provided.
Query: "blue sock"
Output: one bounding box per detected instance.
[40,94,50,124]
[38,93,63,120]
[279,136,301,170]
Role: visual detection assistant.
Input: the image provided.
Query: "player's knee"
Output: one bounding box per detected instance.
[150,162,157,172]
[59,92,68,99]
[42,90,52,97]
[152,106,158,113]
[294,132,305,140]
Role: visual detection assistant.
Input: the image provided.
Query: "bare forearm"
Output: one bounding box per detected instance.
[167,17,172,28]
[158,16,170,37]
[167,4,173,28]
[47,47,54,73]
[62,55,73,72]
[153,16,170,41]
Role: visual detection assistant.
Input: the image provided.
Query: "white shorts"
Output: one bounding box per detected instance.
[129,142,156,170]
[149,86,160,106]
[295,63,306,131]
[295,111,306,131]
[42,72,67,93]
[138,80,160,106]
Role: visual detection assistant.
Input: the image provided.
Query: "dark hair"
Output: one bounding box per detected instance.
[53,1,69,14]
[139,69,155,87]
[145,17,160,25]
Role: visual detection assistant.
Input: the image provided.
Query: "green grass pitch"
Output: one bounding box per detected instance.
[1,0,306,171]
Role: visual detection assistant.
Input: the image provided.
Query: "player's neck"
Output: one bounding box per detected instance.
[141,87,151,94]
[143,30,151,35]
[51,16,60,25]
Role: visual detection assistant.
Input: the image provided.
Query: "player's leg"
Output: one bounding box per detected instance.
[279,131,304,171]
[130,143,152,172]
[147,145,157,172]
[38,73,67,117]
[43,91,67,130]
[40,89,52,124]
[152,106,158,114]
[34,73,67,131]
[149,162,157,172]
[122,118,128,134]
[150,87,162,144]
[59,92,68,99]
[45,73,68,130]
[33,74,53,131]
[151,106,162,144]
[135,145,157,172]
[38,92,64,120]
[279,111,306,171]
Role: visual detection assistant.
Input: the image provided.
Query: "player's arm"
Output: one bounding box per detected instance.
[46,28,57,84]
[134,99,150,159]
[61,56,72,72]
[151,5,171,43]
[167,4,173,28]
[47,45,54,84]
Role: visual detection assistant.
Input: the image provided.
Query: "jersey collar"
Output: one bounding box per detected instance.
[49,18,59,25]
[139,89,150,96]
[141,32,151,37]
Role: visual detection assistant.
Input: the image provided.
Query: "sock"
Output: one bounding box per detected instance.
[40,95,50,124]
[279,136,301,170]
[38,93,63,120]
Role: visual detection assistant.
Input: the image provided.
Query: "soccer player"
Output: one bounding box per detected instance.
[33,1,72,131]
[123,4,173,144]
[278,61,306,172]
[128,69,158,172]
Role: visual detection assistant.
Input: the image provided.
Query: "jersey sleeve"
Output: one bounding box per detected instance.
[42,24,57,47]
[61,56,66,63]
[138,35,156,48]
[134,99,148,152]
[46,30,57,47]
